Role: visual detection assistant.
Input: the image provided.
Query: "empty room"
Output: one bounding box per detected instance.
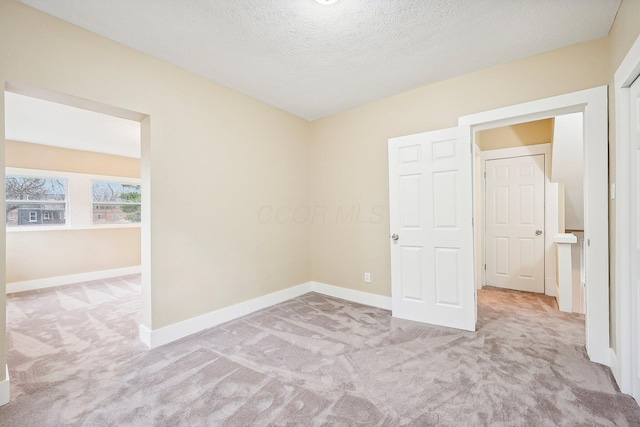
[1,0,640,425]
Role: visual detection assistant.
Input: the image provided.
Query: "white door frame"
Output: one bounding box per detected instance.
[613,33,640,397]
[481,144,554,296]
[459,86,609,366]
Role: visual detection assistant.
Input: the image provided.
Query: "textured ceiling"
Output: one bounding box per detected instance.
[17,0,621,120]
[5,92,141,158]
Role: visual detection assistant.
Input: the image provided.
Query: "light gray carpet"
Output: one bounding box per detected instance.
[1,275,639,426]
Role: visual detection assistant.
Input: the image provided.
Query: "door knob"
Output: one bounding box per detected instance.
[536,230,543,235]
[391,234,399,242]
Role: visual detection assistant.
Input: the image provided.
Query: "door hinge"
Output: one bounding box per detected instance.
[484,264,486,271]
[484,171,486,179]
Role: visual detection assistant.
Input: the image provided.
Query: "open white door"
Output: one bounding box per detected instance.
[388,126,476,331]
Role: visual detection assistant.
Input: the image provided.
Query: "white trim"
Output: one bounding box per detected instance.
[6,223,141,233]
[139,281,392,349]
[138,324,152,348]
[554,233,578,244]
[474,144,484,290]
[458,88,597,130]
[554,234,577,313]
[613,32,640,398]
[459,86,610,366]
[6,265,141,293]
[311,281,392,310]
[140,282,313,348]
[0,365,9,406]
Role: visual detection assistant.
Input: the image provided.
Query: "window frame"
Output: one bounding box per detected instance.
[6,167,141,232]
[5,172,69,229]
[91,180,141,226]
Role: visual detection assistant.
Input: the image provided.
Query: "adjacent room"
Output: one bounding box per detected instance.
[1,0,640,425]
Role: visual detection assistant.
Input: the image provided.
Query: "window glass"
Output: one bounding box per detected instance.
[92,181,141,224]
[6,176,67,227]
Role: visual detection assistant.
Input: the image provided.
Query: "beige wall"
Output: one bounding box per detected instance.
[609,0,640,73]
[309,38,608,297]
[7,229,140,283]
[475,119,554,151]
[2,0,640,387]
[607,0,640,355]
[6,140,140,178]
[0,0,312,356]
[5,140,141,283]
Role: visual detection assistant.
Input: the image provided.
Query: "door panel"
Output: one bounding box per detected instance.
[485,154,545,293]
[434,247,460,305]
[400,175,421,227]
[433,171,457,227]
[389,126,475,331]
[401,246,423,300]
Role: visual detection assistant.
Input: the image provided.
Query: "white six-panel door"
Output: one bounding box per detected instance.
[484,155,545,293]
[388,126,476,331]
[630,75,640,401]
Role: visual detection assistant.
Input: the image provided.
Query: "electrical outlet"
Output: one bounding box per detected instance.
[364,272,371,283]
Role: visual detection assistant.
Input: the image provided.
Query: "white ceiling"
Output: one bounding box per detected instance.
[15,0,621,122]
[5,92,141,158]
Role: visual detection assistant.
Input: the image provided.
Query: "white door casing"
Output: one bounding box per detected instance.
[459,86,609,366]
[485,155,545,293]
[388,126,476,332]
[613,31,640,398]
[629,76,640,400]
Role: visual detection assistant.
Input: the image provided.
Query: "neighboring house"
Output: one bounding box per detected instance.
[6,205,65,226]
[92,205,133,224]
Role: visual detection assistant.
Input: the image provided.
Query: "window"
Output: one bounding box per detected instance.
[5,168,140,230]
[92,181,141,224]
[6,176,67,227]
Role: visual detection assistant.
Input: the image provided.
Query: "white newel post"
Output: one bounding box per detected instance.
[554,233,577,313]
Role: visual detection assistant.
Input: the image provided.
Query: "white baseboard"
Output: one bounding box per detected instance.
[6,266,142,294]
[310,281,392,310]
[139,281,392,349]
[0,365,9,406]
[545,276,557,297]
[139,282,313,348]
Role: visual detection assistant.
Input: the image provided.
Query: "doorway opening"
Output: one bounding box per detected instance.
[474,115,585,315]
[1,82,151,403]
[388,87,608,365]
[460,86,609,366]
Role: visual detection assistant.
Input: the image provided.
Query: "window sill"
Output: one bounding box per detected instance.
[6,223,142,233]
